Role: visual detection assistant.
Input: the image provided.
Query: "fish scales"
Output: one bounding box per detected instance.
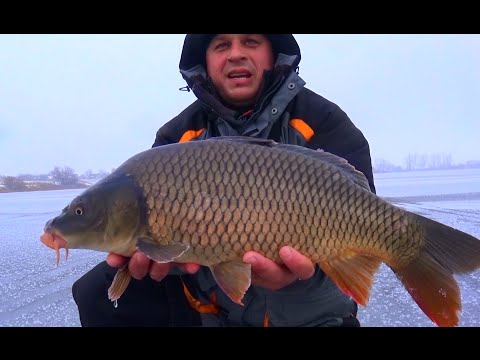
[121,139,417,266]
[40,136,480,326]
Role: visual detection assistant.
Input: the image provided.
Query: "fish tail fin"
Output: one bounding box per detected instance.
[395,215,480,327]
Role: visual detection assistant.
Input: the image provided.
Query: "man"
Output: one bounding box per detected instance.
[72,34,376,327]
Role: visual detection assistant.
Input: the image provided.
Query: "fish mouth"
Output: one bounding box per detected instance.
[40,221,69,267]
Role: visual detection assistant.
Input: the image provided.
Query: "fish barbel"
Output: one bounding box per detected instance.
[40,136,480,326]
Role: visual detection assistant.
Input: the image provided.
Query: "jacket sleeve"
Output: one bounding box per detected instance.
[152,124,179,147]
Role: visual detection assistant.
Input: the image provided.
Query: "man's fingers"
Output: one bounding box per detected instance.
[243,251,293,287]
[128,252,151,280]
[149,262,172,281]
[279,246,315,280]
[243,251,279,277]
[181,263,201,274]
[107,251,201,282]
[106,253,128,268]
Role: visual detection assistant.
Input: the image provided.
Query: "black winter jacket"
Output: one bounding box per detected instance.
[152,54,375,327]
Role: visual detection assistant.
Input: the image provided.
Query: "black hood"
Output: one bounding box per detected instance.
[177,34,303,121]
[179,34,301,73]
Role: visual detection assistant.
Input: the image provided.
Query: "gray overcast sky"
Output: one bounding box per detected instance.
[1,34,479,176]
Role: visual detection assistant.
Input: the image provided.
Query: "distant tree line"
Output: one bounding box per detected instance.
[404,153,453,171]
[374,152,480,173]
[2,176,27,191]
[0,166,112,192]
[49,166,79,185]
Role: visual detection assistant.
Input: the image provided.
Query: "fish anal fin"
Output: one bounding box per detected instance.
[320,252,382,307]
[137,238,189,263]
[394,254,461,327]
[210,260,251,305]
[108,264,131,301]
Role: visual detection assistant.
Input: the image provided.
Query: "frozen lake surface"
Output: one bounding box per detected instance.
[1,168,479,327]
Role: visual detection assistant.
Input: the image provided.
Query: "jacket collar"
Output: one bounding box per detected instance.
[180,54,300,123]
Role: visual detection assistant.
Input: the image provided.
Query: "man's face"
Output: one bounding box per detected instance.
[206,34,274,109]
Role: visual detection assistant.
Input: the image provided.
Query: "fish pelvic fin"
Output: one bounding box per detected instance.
[320,252,382,307]
[210,260,251,305]
[394,215,480,327]
[108,264,131,302]
[136,238,190,263]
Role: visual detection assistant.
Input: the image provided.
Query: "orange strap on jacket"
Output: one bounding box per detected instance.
[181,279,270,327]
[179,128,205,143]
[289,118,314,142]
[181,278,220,314]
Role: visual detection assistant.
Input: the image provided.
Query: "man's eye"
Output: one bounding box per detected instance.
[215,42,228,50]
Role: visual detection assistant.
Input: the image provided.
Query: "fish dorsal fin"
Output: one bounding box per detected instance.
[274,144,371,191]
[206,136,276,147]
[137,238,190,263]
[108,264,131,301]
[319,252,382,307]
[210,259,252,306]
[205,136,370,192]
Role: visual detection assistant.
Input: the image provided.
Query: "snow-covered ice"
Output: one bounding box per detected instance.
[1,169,479,327]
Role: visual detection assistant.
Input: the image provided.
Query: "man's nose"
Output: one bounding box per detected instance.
[227,42,247,61]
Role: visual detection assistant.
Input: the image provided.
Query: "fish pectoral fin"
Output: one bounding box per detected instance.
[210,260,251,306]
[108,264,131,301]
[136,238,190,263]
[320,252,382,307]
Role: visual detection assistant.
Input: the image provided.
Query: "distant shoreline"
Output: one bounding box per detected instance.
[0,183,89,194]
[382,192,480,204]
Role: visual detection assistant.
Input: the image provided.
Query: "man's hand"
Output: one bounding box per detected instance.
[243,246,316,290]
[107,245,315,290]
[106,252,200,281]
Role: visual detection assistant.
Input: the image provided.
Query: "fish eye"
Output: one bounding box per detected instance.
[75,207,83,216]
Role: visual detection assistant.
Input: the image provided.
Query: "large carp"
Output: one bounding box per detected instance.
[40,137,480,327]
